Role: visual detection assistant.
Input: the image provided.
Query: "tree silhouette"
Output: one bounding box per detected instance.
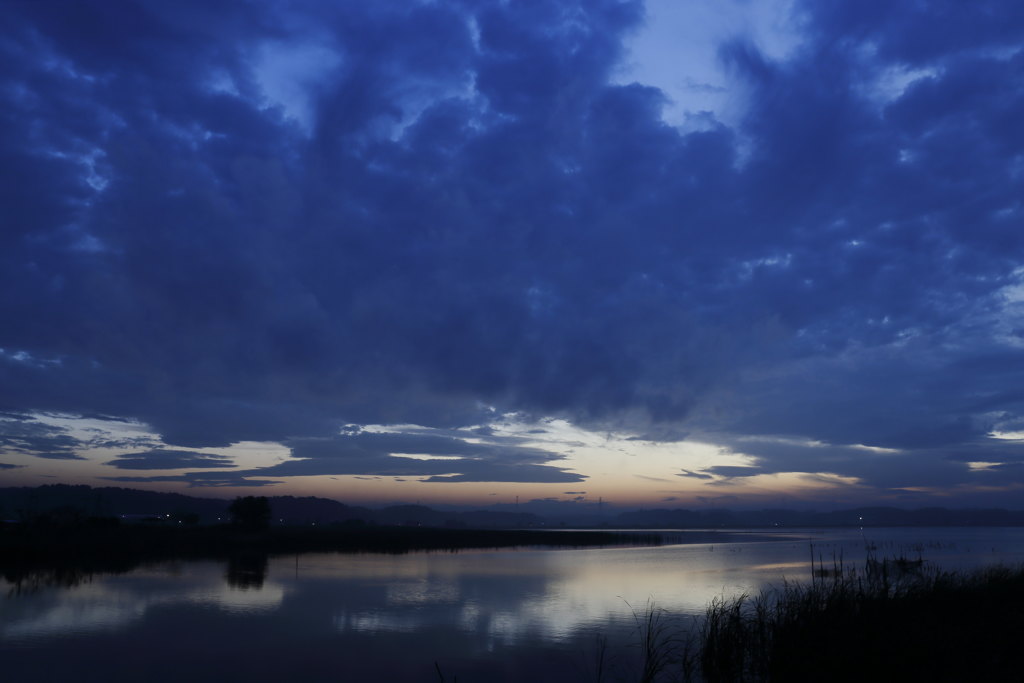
[228,496,271,531]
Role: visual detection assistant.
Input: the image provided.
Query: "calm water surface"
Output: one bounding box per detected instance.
[4,527,1024,681]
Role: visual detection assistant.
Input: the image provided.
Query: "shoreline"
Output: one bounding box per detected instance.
[0,523,660,570]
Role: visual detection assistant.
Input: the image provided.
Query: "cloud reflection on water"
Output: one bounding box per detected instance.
[2,560,287,639]
[5,531,1024,682]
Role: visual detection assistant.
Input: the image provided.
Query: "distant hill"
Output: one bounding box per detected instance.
[0,484,373,525]
[374,504,541,529]
[0,485,540,528]
[0,484,229,522]
[3,485,1023,529]
[261,495,373,525]
[615,506,1024,528]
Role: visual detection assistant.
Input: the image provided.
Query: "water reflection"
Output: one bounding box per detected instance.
[5,566,99,596]
[3,556,141,596]
[3,528,1024,682]
[224,553,268,590]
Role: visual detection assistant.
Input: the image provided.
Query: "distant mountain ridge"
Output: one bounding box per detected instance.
[616,506,1024,528]
[0,484,540,528]
[2,484,1023,528]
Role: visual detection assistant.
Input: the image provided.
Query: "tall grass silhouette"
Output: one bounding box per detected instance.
[697,551,1024,682]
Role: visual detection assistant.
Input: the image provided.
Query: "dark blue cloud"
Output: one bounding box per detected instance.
[105,472,281,488]
[806,1,1024,66]
[241,430,583,484]
[0,416,84,460]
[3,0,1024,499]
[106,449,235,470]
[676,470,715,481]
[105,428,584,485]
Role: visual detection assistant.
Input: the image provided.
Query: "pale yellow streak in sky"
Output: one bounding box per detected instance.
[201,441,291,469]
[484,417,759,505]
[989,430,1024,440]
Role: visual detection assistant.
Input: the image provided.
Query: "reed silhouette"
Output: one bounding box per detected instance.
[697,554,1024,682]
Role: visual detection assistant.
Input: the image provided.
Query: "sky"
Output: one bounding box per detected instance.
[3,0,1024,511]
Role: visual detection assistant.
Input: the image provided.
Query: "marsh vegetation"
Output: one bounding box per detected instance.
[613,550,1024,682]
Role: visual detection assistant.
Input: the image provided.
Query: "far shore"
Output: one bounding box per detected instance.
[0,523,793,591]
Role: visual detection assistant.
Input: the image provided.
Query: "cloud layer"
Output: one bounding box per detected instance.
[2,1,1024,499]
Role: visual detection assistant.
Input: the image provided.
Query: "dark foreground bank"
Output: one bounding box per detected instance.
[692,559,1024,682]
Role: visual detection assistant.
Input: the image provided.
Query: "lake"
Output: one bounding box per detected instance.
[4,527,1024,682]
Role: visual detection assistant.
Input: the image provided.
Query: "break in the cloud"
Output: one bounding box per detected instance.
[2,1,1024,503]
